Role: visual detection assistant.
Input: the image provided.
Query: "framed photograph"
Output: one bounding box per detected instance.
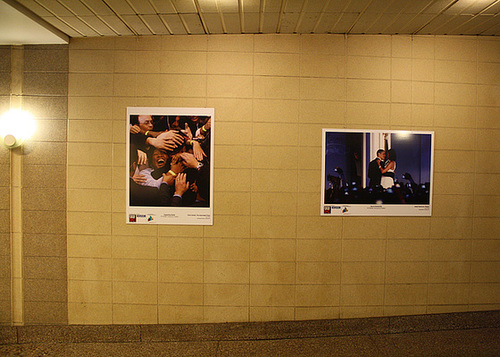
[321,129,434,216]
[126,107,214,225]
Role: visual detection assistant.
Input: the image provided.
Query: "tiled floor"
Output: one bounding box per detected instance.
[1,328,499,356]
[1,311,499,356]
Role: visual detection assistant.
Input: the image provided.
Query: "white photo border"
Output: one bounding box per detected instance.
[126,107,214,225]
[321,129,434,216]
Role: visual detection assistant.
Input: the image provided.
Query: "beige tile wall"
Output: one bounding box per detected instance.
[67,34,499,324]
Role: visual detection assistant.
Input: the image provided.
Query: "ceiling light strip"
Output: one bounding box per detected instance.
[311,0,331,34]
[124,0,156,35]
[364,0,397,34]
[276,0,287,33]
[101,0,138,35]
[458,11,499,35]
[413,0,461,34]
[259,0,265,33]
[346,0,375,34]
[192,0,210,34]
[56,0,103,36]
[398,0,440,34]
[478,12,500,34]
[329,0,352,33]
[379,0,414,34]
[448,0,500,34]
[147,0,173,34]
[294,0,309,34]
[78,0,120,35]
[215,0,227,34]
[239,0,245,33]
[169,0,191,34]
[31,0,86,36]
[426,0,476,35]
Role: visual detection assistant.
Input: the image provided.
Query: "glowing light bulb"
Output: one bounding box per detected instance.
[0,109,36,148]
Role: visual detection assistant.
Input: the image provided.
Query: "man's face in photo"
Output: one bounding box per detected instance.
[138,115,153,131]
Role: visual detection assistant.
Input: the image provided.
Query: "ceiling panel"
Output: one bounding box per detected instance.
[263,0,283,13]
[139,14,164,33]
[128,0,157,14]
[444,0,491,14]
[324,0,349,12]
[241,0,260,12]
[60,14,103,35]
[149,0,177,13]
[212,0,240,12]
[243,12,260,33]
[203,12,224,33]
[280,12,301,33]
[382,13,421,33]
[331,12,362,33]
[61,0,94,16]
[162,14,189,34]
[284,0,305,12]
[15,0,52,16]
[100,14,135,35]
[42,0,80,17]
[296,13,323,33]
[350,12,381,33]
[223,12,241,33]
[1,0,498,44]
[81,0,116,15]
[302,0,329,13]
[459,14,499,33]
[425,14,474,33]
[313,12,340,33]
[80,15,119,35]
[365,0,399,14]
[171,0,197,13]
[367,13,400,33]
[182,13,206,34]
[481,18,499,34]
[483,1,500,14]
[105,0,136,14]
[40,15,87,37]
[343,0,373,13]
[197,0,218,12]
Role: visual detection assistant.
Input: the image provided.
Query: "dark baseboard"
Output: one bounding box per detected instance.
[1,310,499,345]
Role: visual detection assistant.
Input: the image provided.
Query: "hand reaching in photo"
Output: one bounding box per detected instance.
[147,137,179,151]
[130,125,141,134]
[191,140,206,161]
[174,173,189,196]
[180,152,199,169]
[181,123,193,141]
[132,172,147,185]
[136,149,148,166]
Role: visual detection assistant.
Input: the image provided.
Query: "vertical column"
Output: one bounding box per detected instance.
[21,45,68,324]
[10,45,24,326]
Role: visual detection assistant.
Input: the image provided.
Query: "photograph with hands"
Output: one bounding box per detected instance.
[321,129,434,216]
[127,107,214,225]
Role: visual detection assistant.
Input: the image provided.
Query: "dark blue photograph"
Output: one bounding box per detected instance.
[322,129,434,216]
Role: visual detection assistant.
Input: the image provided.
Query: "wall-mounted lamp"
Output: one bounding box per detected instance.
[0,109,37,148]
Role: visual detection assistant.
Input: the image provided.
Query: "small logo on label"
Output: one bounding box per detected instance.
[129,214,136,222]
[342,207,348,213]
[324,206,331,214]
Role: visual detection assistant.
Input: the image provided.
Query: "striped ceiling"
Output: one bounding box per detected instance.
[6,0,500,37]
